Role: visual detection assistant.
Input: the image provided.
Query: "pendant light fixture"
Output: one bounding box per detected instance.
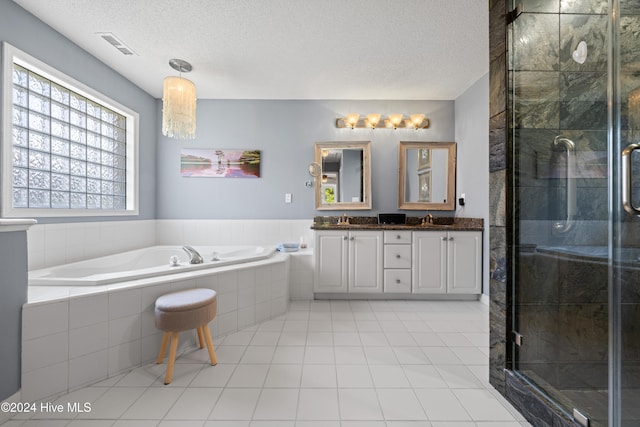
[162,59,197,139]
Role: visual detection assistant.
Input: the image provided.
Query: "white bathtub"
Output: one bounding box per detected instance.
[29,245,277,286]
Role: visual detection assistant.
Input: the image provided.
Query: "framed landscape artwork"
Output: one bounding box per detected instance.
[180,149,261,178]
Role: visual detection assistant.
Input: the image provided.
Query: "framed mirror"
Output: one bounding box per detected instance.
[398,141,456,210]
[314,141,372,210]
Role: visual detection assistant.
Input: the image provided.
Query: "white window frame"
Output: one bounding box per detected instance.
[1,42,139,218]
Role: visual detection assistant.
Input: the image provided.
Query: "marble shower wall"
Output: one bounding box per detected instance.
[511,2,609,248]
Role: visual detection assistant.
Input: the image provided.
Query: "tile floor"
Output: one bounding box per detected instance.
[3,299,532,426]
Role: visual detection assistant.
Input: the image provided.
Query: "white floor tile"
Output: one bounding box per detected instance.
[240,346,275,364]
[305,332,333,346]
[250,332,281,346]
[393,347,430,365]
[376,388,427,420]
[296,388,340,420]
[272,346,305,364]
[215,346,247,364]
[164,387,222,419]
[264,364,302,388]
[209,388,261,420]
[369,365,410,388]
[363,347,399,365]
[338,388,383,420]
[278,332,307,346]
[303,346,335,364]
[336,365,374,388]
[334,346,367,365]
[420,347,463,365]
[414,388,471,421]
[190,364,236,387]
[301,364,337,387]
[121,387,184,419]
[435,365,484,389]
[453,389,517,421]
[221,331,255,346]
[10,300,527,426]
[402,365,448,388]
[227,364,269,388]
[76,387,146,420]
[253,388,299,420]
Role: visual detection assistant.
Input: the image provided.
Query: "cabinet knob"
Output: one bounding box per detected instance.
[396,235,401,239]
[343,236,348,240]
[441,236,447,241]
[449,237,454,241]
[350,236,355,241]
[396,279,401,284]
[396,254,401,259]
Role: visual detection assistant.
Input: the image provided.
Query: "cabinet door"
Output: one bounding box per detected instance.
[447,231,481,294]
[412,231,447,293]
[314,231,348,293]
[349,231,383,293]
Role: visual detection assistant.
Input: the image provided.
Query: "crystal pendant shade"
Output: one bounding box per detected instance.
[162,76,196,139]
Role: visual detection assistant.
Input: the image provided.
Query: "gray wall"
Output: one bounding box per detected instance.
[0,0,158,223]
[0,231,28,400]
[157,99,456,218]
[454,72,490,294]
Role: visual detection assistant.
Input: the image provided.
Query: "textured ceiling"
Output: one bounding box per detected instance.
[13,0,489,100]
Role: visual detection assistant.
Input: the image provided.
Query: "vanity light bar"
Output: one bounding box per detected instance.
[336,114,430,130]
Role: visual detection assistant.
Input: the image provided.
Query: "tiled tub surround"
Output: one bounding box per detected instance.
[22,254,290,402]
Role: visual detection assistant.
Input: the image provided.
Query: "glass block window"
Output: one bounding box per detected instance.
[2,43,138,218]
[11,64,127,210]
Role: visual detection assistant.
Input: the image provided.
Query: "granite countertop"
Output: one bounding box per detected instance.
[311,216,483,231]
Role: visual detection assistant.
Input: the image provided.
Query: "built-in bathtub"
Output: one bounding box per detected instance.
[29,245,277,286]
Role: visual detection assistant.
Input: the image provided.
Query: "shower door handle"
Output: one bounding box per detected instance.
[552,136,576,233]
[622,143,640,215]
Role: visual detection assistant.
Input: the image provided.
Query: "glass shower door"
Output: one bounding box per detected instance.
[511,0,640,425]
[613,2,640,425]
[510,0,610,425]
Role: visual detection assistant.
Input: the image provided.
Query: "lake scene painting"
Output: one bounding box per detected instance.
[180,149,261,178]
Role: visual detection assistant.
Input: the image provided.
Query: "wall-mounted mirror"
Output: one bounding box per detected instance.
[398,141,456,210]
[314,141,371,210]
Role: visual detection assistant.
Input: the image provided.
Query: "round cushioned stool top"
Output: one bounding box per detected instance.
[155,288,217,332]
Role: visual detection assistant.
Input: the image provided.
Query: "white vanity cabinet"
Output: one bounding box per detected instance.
[314,230,383,293]
[412,231,482,294]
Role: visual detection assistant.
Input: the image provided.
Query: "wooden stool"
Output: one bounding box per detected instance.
[154,288,218,384]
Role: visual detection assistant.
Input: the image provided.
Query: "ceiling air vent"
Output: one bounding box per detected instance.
[96,32,137,56]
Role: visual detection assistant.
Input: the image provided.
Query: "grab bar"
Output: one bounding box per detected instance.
[622,143,640,215]
[552,136,576,233]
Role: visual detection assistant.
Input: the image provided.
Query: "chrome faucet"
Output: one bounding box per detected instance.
[182,246,204,264]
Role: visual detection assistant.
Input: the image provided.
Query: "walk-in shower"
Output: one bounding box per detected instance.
[509,0,640,425]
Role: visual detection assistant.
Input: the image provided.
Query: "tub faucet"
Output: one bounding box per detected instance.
[182,246,204,264]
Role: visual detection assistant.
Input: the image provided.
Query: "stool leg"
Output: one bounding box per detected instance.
[196,326,205,349]
[202,323,217,366]
[156,332,170,364]
[165,331,180,385]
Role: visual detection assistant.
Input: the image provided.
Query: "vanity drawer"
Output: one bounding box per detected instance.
[384,269,411,293]
[384,230,412,244]
[384,244,412,268]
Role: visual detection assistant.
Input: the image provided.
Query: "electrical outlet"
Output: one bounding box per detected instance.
[285,193,292,203]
